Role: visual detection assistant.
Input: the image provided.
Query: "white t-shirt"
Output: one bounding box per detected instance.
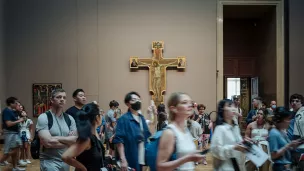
[19,119,33,139]
[20,119,33,131]
[294,107,304,149]
[132,114,145,165]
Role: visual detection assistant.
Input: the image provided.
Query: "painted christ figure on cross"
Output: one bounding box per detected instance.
[129,41,186,106]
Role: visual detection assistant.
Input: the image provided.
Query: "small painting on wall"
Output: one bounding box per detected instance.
[33,83,62,117]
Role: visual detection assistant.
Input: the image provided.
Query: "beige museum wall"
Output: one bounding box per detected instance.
[289,0,304,97]
[4,0,217,118]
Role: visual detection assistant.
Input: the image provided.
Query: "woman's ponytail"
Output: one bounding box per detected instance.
[75,102,99,142]
[76,110,92,141]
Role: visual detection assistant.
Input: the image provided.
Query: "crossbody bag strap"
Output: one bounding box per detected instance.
[295,112,304,137]
[166,126,178,160]
[228,125,241,171]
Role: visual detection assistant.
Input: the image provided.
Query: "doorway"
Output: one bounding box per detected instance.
[224,77,256,117]
[216,0,285,107]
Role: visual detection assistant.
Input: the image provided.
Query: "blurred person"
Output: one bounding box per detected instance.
[157,92,205,171]
[62,102,106,171]
[211,99,247,171]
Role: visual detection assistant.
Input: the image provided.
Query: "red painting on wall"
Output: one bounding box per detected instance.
[32,83,62,117]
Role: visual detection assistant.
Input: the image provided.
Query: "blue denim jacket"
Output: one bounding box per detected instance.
[113,111,151,171]
[246,109,257,124]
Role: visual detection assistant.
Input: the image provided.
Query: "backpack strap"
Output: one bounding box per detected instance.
[45,111,53,130]
[63,113,72,129]
[46,111,71,130]
[166,126,178,160]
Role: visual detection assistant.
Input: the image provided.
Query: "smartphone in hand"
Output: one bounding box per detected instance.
[199,149,210,155]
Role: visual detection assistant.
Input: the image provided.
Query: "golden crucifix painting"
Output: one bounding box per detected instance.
[130,41,186,106]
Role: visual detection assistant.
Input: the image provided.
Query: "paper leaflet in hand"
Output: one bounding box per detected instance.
[245,144,269,167]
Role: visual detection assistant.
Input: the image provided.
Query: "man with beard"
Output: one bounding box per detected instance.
[113,91,151,171]
[65,89,86,120]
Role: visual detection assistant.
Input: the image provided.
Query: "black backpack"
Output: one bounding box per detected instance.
[31,111,72,159]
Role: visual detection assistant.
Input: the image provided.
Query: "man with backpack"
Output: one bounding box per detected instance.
[36,89,77,171]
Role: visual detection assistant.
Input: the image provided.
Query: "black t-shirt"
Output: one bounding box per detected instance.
[198,114,211,134]
[65,106,81,121]
[2,108,19,132]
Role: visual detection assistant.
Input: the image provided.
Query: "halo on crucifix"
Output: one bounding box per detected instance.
[129,41,186,106]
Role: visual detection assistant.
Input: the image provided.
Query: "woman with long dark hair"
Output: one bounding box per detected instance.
[210,99,247,171]
[62,102,105,171]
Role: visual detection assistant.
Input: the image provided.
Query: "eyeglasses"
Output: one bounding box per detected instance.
[291,99,301,103]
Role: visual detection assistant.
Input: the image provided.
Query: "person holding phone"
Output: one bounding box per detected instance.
[268,107,302,171]
[211,99,247,171]
[157,92,205,171]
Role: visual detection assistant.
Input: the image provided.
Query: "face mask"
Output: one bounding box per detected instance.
[272,105,276,109]
[131,101,141,111]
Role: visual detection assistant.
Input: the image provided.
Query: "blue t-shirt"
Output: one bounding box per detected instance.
[287,118,295,141]
[2,108,19,132]
[268,128,292,165]
[96,116,106,133]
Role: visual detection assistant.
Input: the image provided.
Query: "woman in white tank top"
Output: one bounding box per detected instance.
[245,108,271,171]
[157,92,205,171]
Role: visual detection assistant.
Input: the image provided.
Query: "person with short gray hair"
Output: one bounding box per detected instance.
[36,89,77,171]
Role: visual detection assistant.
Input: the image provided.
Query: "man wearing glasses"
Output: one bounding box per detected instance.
[113,91,151,171]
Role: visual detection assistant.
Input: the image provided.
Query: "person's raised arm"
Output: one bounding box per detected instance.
[269,132,300,160]
[3,109,24,127]
[62,139,90,171]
